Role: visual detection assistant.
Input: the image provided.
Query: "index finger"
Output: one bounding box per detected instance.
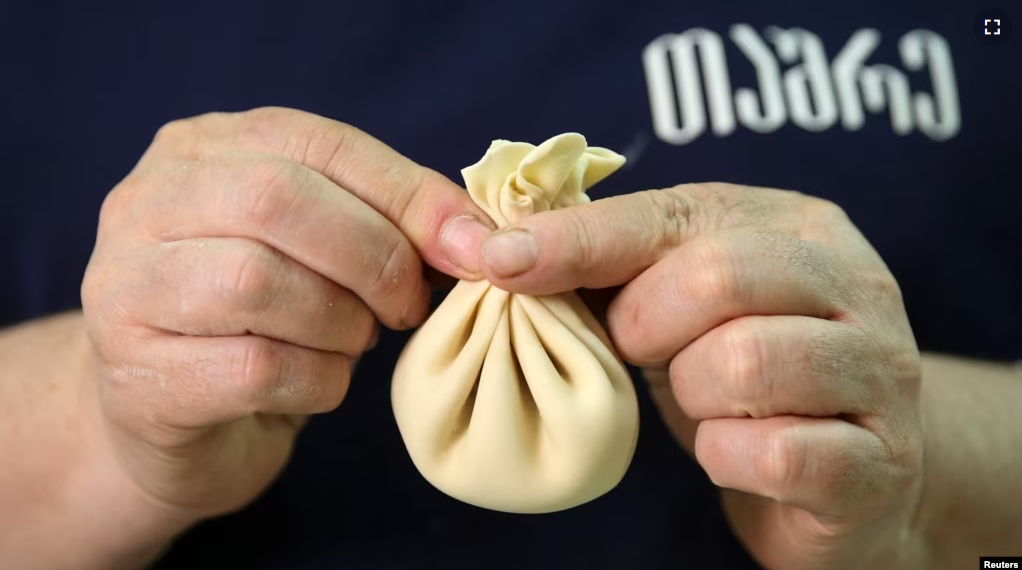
[146,107,496,279]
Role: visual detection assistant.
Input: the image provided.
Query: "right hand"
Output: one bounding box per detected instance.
[80,107,494,524]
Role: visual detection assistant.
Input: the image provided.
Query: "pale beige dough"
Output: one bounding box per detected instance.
[391,133,640,514]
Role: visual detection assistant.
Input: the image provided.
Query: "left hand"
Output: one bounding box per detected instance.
[479,183,925,570]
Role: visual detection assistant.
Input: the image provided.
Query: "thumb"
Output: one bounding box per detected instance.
[478,189,691,295]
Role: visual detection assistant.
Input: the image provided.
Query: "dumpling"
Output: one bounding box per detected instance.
[391,133,639,514]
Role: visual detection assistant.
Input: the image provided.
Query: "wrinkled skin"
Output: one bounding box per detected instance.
[480,183,923,570]
[81,107,494,519]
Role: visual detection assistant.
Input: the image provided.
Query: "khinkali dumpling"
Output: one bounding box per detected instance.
[391,133,639,514]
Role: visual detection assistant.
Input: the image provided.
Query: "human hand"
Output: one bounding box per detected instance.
[479,183,924,569]
[80,107,494,524]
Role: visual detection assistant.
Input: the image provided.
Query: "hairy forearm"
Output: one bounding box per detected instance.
[915,352,1022,567]
[0,312,184,570]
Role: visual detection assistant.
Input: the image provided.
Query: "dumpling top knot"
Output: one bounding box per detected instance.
[461,133,626,227]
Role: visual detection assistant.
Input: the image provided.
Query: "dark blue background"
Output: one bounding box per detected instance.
[1,1,1019,568]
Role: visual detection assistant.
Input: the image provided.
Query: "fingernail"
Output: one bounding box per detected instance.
[440,215,491,274]
[483,229,538,278]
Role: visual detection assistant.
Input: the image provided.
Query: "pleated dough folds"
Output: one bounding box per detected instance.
[391,133,639,514]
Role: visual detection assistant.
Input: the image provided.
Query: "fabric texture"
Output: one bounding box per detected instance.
[391,134,640,514]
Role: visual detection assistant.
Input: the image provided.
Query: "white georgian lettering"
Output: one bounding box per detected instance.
[832,29,914,135]
[860,64,914,135]
[642,29,736,145]
[730,24,787,134]
[767,27,838,131]
[641,25,960,144]
[899,30,961,141]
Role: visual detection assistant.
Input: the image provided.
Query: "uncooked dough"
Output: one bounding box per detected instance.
[391,133,639,514]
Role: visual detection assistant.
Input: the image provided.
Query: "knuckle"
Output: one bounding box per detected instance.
[757,428,806,496]
[721,323,770,411]
[243,107,304,150]
[389,167,430,229]
[800,195,849,225]
[641,189,690,252]
[301,118,359,179]
[241,158,308,227]
[229,336,283,401]
[685,240,742,306]
[565,210,598,272]
[237,107,351,167]
[151,112,236,152]
[221,243,282,314]
[368,237,414,301]
[97,179,141,230]
[860,267,905,304]
[152,117,197,146]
